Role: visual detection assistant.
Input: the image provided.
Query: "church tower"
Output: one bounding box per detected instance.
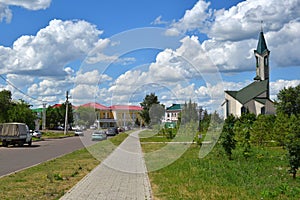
[254,30,270,97]
[254,31,270,81]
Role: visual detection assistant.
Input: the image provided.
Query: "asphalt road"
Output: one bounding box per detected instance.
[0,130,96,177]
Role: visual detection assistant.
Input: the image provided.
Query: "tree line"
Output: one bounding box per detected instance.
[0,89,74,130]
[220,84,300,178]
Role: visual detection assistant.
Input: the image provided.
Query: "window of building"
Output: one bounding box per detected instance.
[261,107,265,114]
[241,106,246,114]
[264,56,268,67]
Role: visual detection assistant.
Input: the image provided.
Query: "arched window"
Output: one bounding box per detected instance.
[264,56,268,67]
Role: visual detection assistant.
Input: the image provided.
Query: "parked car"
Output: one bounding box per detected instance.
[106,127,119,136]
[74,129,84,136]
[90,125,97,130]
[91,131,107,141]
[0,123,32,147]
[31,130,42,138]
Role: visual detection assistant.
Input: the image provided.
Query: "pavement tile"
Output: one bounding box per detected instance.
[60,130,152,200]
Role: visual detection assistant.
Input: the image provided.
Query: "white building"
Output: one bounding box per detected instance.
[222,30,276,119]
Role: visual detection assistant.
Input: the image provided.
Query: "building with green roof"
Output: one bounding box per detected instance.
[164,104,182,123]
[222,30,275,119]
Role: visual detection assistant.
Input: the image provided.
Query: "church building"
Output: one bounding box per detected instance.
[222,30,276,119]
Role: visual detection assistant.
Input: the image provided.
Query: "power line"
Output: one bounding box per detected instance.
[0,74,46,103]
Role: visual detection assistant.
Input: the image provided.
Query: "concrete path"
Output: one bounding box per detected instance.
[60,130,152,200]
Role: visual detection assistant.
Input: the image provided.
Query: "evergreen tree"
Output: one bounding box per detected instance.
[180,100,198,125]
[286,115,300,179]
[140,93,160,125]
[273,112,290,147]
[251,114,275,146]
[234,112,256,159]
[220,114,236,160]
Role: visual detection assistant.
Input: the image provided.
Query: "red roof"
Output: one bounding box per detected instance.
[109,105,143,111]
[52,104,77,109]
[52,104,62,108]
[81,102,110,110]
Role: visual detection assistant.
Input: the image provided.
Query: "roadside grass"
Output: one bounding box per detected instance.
[0,132,128,200]
[41,131,75,139]
[140,131,300,200]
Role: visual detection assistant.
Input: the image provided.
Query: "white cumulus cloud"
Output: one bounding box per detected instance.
[0,0,51,23]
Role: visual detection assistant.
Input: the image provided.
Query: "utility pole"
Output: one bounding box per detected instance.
[42,103,46,130]
[64,91,69,135]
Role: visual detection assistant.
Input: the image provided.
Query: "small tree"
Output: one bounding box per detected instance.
[180,100,198,125]
[220,114,236,160]
[234,112,256,159]
[273,112,290,147]
[286,115,300,179]
[251,114,275,146]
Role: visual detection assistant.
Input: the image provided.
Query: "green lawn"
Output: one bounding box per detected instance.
[141,131,300,200]
[0,133,128,200]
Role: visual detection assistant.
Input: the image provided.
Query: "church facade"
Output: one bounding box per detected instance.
[222,31,276,119]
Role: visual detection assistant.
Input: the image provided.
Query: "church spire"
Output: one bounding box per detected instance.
[255,31,268,55]
[254,29,270,82]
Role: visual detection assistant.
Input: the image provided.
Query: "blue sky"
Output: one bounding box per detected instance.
[0,0,299,113]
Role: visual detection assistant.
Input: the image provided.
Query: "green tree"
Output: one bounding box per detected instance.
[234,112,256,159]
[251,114,275,146]
[7,100,36,130]
[180,100,198,125]
[220,114,236,160]
[149,103,165,126]
[60,102,74,128]
[140,93,161,125]
[273,112,290,147]
[74,106,97,127]
[46,107,63,129]
[199,109,210,133]
[0,90,12,123]
[286,115,300,179]
[276,84,300,116]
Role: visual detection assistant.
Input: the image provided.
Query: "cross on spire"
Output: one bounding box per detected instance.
[261,20,264,32]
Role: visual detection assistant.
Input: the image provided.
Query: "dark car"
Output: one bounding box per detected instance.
[106,127,119,136]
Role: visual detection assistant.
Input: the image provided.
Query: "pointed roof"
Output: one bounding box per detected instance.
[225,80,268,104]
[255,31,268,55]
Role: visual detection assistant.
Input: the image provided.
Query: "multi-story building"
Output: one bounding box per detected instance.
[80,103,143,128]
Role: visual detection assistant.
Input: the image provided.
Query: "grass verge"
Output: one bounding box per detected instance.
[0,132,128,200]
[140,130,300,200]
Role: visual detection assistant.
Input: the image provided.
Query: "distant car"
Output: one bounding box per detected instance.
[118,127,125,133]
[56,126,64,130]
[91,131,107,141]
[30,130,42,138]
[74,130,84,136]
[90,125,97,130]
[106,127,119,136]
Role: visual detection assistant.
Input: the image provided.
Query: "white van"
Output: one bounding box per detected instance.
[0,123,32,147]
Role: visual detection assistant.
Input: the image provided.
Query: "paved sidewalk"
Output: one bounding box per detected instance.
[60,130,152,200]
